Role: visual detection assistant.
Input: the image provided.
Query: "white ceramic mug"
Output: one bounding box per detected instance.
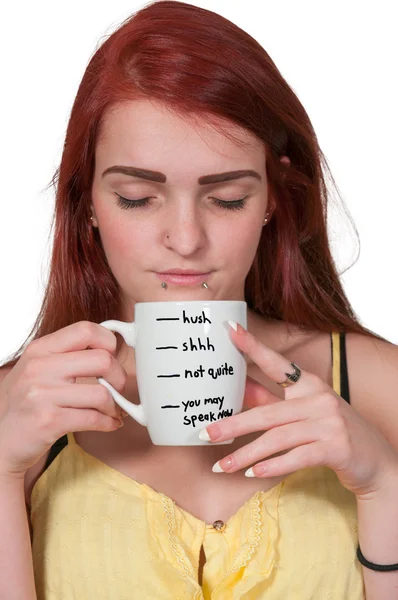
[97,300,247,445]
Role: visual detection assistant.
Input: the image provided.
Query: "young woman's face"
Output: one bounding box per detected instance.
[91,98,270,317]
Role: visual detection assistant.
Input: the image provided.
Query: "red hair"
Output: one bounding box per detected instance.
[1,0,378,368]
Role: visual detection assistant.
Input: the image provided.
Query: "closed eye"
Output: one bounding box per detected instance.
[115,194,151,209]
[210,196,247,211]
[115,194,248,211]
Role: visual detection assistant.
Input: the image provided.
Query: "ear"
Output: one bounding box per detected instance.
[280,155,290,168]
[90,204,99,227]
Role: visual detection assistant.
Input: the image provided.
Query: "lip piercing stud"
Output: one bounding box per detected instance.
[161,281,209,289]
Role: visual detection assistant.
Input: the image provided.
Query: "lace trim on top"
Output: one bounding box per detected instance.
[160,485,281,588]
[160,493,197,580]
[228,491,263,574]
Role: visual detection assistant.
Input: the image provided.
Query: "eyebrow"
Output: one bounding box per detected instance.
[102,165,262,184]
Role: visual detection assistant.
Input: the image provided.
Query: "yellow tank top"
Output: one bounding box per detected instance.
[30,332,365,599]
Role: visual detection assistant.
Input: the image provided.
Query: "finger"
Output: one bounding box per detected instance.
[212,420,317,473]
[27,350,127,391]
[31,384,124,420]
[228,322,325,397]
[247,442,322,478]
[61,383,125,420]
[204,396,312,442]
[61,407,123,434]
[24,321,118,357]
[243,376,282,409]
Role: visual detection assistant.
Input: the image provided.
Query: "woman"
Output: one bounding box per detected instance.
[0,1,397,598]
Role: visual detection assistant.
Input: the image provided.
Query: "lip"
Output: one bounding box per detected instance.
[158,268,209,275]
[155,270,212,286]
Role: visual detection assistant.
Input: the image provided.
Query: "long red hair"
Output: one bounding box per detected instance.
[1,0,378,368]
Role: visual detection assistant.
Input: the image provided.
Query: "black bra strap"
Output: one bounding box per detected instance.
[330,332,351,404]
[339,332,351,404]
[44,434,68,472]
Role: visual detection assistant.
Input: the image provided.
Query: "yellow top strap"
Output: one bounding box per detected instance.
[331,332,341,396]
[66,431,76,446]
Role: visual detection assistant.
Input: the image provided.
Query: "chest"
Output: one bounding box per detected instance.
[75,426,286,524]
[31,459,364,600]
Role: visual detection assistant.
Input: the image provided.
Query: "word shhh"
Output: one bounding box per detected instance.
[182,337,215,352]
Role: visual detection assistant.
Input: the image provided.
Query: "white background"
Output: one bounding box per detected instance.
[0,0,397,365]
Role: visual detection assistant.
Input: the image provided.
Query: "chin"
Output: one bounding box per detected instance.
[156,290,215,301]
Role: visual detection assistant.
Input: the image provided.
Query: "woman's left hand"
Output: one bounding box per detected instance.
[201,322,398,499]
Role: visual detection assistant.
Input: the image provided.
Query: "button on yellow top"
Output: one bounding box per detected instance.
[212,520,226,532]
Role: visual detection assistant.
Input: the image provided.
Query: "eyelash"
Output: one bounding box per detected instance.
[115,194,248,211]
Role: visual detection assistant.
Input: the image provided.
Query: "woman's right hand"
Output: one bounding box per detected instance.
[0,321,128,479]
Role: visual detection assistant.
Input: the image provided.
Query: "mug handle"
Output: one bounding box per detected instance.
[97,320,147,426]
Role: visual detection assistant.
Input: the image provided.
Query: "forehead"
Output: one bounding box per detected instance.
[96,98,265,172]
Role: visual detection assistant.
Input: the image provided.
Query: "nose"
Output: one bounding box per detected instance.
[162,200,207,256]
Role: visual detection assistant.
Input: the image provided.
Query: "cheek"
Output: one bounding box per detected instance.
[98,220,151,280]
[219,218,263,274]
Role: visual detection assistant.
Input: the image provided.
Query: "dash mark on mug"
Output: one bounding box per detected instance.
[156,346,178,350]
[156,317,180,321]
[157,374,181,378]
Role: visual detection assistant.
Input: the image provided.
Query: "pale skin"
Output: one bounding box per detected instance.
[20,98,398,592]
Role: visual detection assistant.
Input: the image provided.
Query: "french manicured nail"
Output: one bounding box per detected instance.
[228,320,245,335]
[245,467,256,477]
[212,456,234,473]
[227,320,238,332]
[117,419,124,428]
[199,428,211,441]
[212,461,225,473]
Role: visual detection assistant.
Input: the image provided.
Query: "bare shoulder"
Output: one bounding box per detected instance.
[346,331,398,451]
[345,331,398,403]
[0,365,50,508]
[346,331,397,369]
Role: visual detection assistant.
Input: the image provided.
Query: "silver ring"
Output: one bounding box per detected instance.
[277,362,301,387]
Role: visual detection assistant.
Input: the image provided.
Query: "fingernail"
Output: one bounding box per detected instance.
[199,428,211,441]
[118,419,124,428]
[227,320,238,332]
[212,461,225,473]
[245,467,256,477]
[121,410,128,417]
[228,320,245,335]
